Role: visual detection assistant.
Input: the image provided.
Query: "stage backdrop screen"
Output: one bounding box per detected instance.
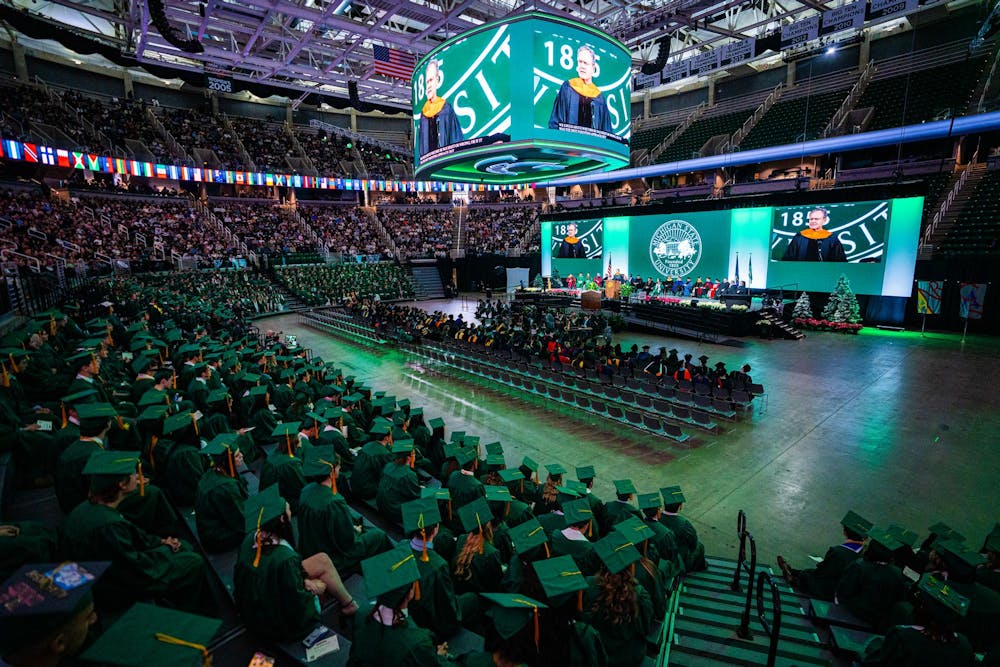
[412,12,631,184]
[539,196,923,297]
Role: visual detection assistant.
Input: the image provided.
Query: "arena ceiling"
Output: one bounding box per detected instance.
[5,0,976,109]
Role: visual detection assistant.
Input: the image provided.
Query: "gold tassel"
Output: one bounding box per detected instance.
[190,414,199,436]
[149,435,159,471]
[533,606,540,648]
[61,403,67,429]
[153,633,211,667]
[227,449,235,478]
[172,373,177,390]
[1,362,9,388]
[413,579,421,601]
[543,543,550,558]
[286,433,293,457]
[137,461,145,497]
[409,450,415,469]
[476,513,484,554]
[253,508,264,567]
[420,527,430,562]
[577,590,583,612]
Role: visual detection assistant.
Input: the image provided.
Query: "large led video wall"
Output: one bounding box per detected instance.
[540,197,923,297]
[412,12,631,184]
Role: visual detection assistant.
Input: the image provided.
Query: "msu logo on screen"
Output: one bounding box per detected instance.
[650,220,702,277]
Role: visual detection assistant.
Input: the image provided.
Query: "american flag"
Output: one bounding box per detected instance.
[373,45,415,80]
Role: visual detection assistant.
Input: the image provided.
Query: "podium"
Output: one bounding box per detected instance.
[581,290,602,310]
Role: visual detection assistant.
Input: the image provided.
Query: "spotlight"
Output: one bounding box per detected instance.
[826,46,836,55]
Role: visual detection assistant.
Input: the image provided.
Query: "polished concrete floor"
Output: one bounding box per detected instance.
[263,296,1000,568]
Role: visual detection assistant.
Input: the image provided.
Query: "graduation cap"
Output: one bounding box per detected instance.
[429,417,445,430]
[137,405,170,424]
[917,574,970,621]
[323,407,345,421]
[391,439,415,456]
[163,411,198,436]
[244,484,287,569]
[576,465,595,481]
[421,487,451,502]
[561,498,594,531]
[521,457,539,473]
[555,486,582,504]
[983,523,1000,554]
[458,497,493,534]
[565,480,587,495]
[271,422,302,438]
[132,355,154,374]
[83,451,140,494]
[206,389,231,405]
[304,411,328,425]
[484,441,503,456]
[865,527,904,561]
[68,351,97,368]
[614,517,655,547]
[368,422,392,438]
[301,447,339,492]
[660,485,686,506]
[450,431,466,442]
[481,593,547,646]
[0,561,109,655]
[841,510,874,537]
[509,517,549,555]
[594,531,641,575]
[61,388,98,408]
[545,463,567,476]
[698,354,709,362]
[454,448,476,467]
[932,539,985,579]
[248,385,268,399]
[532,555,589,607]
[361,544,422,606]
[485,454,506,471]
[613,479,637,496]
[498,468,524,485]
[80,602,222,667]
[927,522,965,544]
[76,402,118,431]
[402,497,442,535]
[138,389,170,408]
[636,492,662,511]
[484,485,512,505]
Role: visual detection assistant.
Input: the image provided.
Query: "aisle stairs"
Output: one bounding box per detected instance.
[408,263,445,299]
[761,310,805,340]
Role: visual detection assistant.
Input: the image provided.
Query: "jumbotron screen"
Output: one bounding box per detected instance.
[540,197,923,297]
[411,12,631,184]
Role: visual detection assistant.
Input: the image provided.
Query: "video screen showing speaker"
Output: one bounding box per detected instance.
[411,12,631,184]
[770,200,889,263]
[542,219,604,277]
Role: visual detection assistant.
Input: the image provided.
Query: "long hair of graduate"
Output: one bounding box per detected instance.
[541,473,563,504]
[454,520,495,581]
[592,569,639,625]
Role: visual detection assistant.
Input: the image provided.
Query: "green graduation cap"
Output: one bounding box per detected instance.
[442,443,460,461]
[271,422,302,438]
[302,446,338,478]
[485,485,513,504]
[636,492,662,511]
[361,544,422,604]
[131,355,154,374]
[304,411,328,425]
[481,593,548,641]
[163,411,197,436]
[484,441,503,456]
[841,510,874,536]
[614,517,655,545]
[67,350,96,367]
[499,468,525,485]
[565,480,587,495]
[241,372,262,384]
[485,454,506,470]
[555,486,582,503]
[458,497,493,534]
[576,465,595,481]
[421,487,451,502]
[80,601,222,667]
[545,463,567,476]
[76,403,118,430]
[244,484,286,533]
[206,388,231,405]
[402,497,442,535]
[928,522,965,544]
[0,561,110,656]
[248,385,268,398]
[532,555,589,604]
[983,523,1000,554]
[660,485,686,505]
[866,527,903,558]
[82,451,139,491]
[917,573,970,620]
[509,517,549,553]
[342,393,363,405]
[392,439,415,455]
[204,433,240,455]
[429,417,445,429]
[61,388,98,407]
[137,405,170,423]
[933,539,985,578]
[450,430,466,442]
[613,479,637,496]
[138,389,170,407]
[594,531,642,574]
[454,448,476,467]
[368,422,392,438]
[521,456,539,472]
[886,524,919,549]
[323,407,345,421]
[561,498,594,527]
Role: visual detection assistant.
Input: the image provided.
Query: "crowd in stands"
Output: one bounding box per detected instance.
[2,85,108,153]
[379,206,453,258]
[104,269,284,318]
[156,107,247,169]
[228,117,296,173]
[299,205,388,256]
[295,129,355,174]
[212,201,308,255]
[464,205,540,255]
[274,262,413,305]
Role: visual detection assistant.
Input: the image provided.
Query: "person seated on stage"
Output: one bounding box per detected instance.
[349,545,457,666]
[582,531,654,667]
[836,528,911,631]
[777,510,872,601]
[401,497,479,641]
[61,451,214,614]
[233,485,358,642]
[600,479,641,535]
[660,485,707,573]
[377,439,422,525]
[0,560,106,667]
[350,421,394,500]
[862,574,975,667]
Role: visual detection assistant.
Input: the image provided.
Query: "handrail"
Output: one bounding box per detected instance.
[921,146,979,247]
[731,509,757,640]
[730,509,748,591]
[755,572,783,667]
[730,83,783,150]
[646,102,706,164]
[823,60,877,139]
[977,44,1000,112]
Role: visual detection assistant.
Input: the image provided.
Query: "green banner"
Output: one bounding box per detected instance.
[628,211,732,280]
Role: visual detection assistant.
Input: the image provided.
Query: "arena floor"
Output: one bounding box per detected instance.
[261,296,1000,568]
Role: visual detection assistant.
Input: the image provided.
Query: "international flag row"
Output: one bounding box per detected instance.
[0,138,516,192]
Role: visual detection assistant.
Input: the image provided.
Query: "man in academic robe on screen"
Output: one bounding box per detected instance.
[548,45,613,134]
[782,207,847,262]
[417,59,464,158]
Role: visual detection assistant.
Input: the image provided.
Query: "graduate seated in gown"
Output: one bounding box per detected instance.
[376,439,422,525]
[862,574,976,667]
[348,545,457,666]
[658,485,707,573]
[835,528,911,632]
[233,485,358,642]
[193,435,249,553]
[778,510,872,601]
[451,497,505,595]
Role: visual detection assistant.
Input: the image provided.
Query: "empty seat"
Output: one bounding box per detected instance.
[693,394,712,410]
[663,423,688,441]
[606,406,625,420]
[642,415,662,432]
[658,385,677,400]
[676,390,693,405]
[691,410,716,429]
[620,391,637,404]
[673,406,691,421]
[652,399,672,416]
[576,395,591,410]
[636,395,653,409]
[625,410,643,426]
[713,398,736,417]
[590,400,607,414]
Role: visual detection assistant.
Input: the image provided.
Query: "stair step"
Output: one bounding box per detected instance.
[672,619,832,666]
[681,585,808,616]
[669,632,832,667]
[677,605,825,645]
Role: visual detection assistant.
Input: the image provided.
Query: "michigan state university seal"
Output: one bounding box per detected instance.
[649,219,702,277]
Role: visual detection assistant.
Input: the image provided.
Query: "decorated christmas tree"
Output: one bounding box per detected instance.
[823,274,862,323]
[792,292,813,319]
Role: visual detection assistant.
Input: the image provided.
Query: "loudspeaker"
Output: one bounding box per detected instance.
[148,0,204,52]
[348,81,372,113]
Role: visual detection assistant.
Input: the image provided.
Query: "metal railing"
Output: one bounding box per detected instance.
[822,61,877,139]
[731,509,757,639]
[221,112,257,171]
[921,146,979,248]
[755,572,783,667]
[729,83,783,150]
[646,102,706,164]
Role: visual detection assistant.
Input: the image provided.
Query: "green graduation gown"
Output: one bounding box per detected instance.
[194,469,248,553]
[233,533,320,641]
[409,546,477,640]
[351,441,392,499]
[349,611,455,666]
[601,501,641,536]
[446,470,485,509]
[61,501,211,613]
[450,536,504,595]
[836,560,911,631]
[298,482,391,575]
[862,626,975,666]
[376,462,421,525]
[660,512,707,573]
[260,450,306,513]
[794,542,863,601]
[0,520,57,579]
[550,530,601,576]
[582,580,654,667]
